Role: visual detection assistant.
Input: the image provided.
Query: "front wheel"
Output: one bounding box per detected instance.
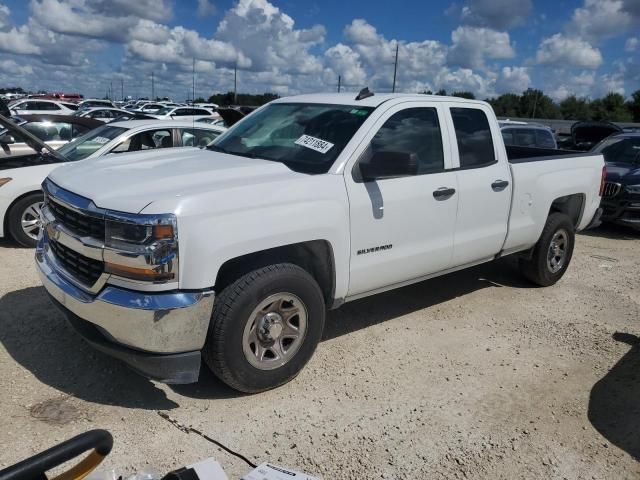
[203,263,326,393]
[520,212,575,287]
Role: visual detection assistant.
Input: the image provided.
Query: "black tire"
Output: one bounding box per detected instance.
[520,212,575,287]
[203,263,326,393]
[7,192,44,248]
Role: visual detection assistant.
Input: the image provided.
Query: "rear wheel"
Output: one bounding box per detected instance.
[7,192,44,248]
[520,212,575,286]
[203,263,325,393]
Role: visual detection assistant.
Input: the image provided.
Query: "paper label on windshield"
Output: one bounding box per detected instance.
[92,136,111,144]
[294,134,334,154]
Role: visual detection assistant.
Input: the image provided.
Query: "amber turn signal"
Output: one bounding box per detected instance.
[153,224,174,240]
[105,262,174,282]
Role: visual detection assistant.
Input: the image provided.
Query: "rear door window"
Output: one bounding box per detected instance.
[535,129,555,148]
[513,128,536,147]
[180,128,220,147]
[450,107,495,168]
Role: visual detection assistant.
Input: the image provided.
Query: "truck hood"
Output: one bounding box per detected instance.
[48,148,304,213]
[605,162,640,184]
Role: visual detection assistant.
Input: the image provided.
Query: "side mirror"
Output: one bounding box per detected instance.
[0,133,15,145]
[359,151,419,181]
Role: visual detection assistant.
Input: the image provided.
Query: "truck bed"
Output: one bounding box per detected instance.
[506,145,601,163]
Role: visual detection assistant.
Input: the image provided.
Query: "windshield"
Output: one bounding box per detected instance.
[155,107,173,116]
[58,124,127,161]
[593,137,640,164]
[209,103,373,174]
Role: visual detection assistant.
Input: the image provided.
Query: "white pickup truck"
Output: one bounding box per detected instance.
[35,92,605,393]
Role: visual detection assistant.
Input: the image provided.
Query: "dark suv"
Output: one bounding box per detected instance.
[593,133,640,230]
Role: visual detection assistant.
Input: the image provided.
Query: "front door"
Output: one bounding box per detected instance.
[345,103,459,297]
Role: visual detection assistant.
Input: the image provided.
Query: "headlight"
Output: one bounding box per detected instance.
[104,212,178,283]
[625,184,640,194]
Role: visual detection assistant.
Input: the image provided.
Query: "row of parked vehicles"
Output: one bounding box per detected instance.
[0,89,637,394]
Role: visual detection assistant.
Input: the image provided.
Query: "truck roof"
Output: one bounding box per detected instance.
[273,92,489,109]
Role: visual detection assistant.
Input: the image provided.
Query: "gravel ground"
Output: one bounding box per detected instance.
[1,224,639,479]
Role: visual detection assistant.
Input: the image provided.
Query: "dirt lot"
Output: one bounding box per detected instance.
[1,224,639,479]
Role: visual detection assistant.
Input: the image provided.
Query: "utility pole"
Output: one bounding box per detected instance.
[392,41,399,93]
[192,57,196,102]
[151,71,155,100]
[121,79,124,101]
[233,63,238,104]
[110,81,113,100]
[337,75,341,93]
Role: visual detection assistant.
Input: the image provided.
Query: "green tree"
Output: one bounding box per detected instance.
[591,92,632,122]
[559,95,591,121]
[435,89,447,96]
[626,90,640,122]
[519,88,560,119]
[488,93,521,118]
[451,91,475,99]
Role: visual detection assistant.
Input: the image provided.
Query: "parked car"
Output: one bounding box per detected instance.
[73,107,136,123]
[150,106,215,121]
[8,99,75,116]
[0,115,225,247]
[0,115,103,158]
[34,92,605,393]
[558,121,623,151]
[593,133,640,230]
[136,103,166,114]
[499,120,557,149]
[77,99,116,110]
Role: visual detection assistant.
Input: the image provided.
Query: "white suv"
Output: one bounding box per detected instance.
[9,99,74,116]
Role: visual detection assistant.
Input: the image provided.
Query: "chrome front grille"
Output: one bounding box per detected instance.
[48,199,105,239]
[603,182,622,198]
[49,239,104,286]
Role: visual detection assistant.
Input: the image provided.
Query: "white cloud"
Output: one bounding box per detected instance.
[535,33,602,69]
[86,0,173,23]
[455,0,533,30]
[0,3,9,31]
[495,66,530,94]
[323,43,367,87]
[625,36,638,52]
[568,0,632,42]
[216,0,325,75]
[197,0,216,18]
[448,26,515,70]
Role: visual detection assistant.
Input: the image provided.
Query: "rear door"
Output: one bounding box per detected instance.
[345,102,458,297]
[446,104,512,266]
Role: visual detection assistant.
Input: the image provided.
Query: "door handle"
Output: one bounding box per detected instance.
[433,187,456,200]
[491,180,509,191]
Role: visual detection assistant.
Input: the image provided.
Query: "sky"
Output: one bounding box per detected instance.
[0,0,638,101]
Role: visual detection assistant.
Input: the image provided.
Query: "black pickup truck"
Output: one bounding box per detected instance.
[594,133,640,230]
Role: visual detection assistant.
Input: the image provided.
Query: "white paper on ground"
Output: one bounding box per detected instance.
[188,458,228,480]
[241,462,319,480]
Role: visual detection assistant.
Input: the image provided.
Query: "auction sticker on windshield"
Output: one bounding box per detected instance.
[294,134,334,154]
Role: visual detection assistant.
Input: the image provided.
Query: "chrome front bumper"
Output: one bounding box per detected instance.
[36,238,215,355]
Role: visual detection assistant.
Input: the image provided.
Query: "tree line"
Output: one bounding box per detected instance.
[425,88,640,123]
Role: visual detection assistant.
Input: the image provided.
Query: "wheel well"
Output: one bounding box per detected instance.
[214,240,336,307]
[549,194,585,229]
[3,189,43,237]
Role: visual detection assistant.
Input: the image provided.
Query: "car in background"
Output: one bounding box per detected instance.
[0,114,103,158]
[136,103,166,114]
[8,99,75,116]
[58,101,79,111]
[56,119,226,161]
[0,115,226,247]
[77,99,116,110]
[150,106,215,121]
[499,120,557,149]
[73,107,135,123]
[558,121,623,151]
[193,103,219,111]
[593,133,640,230]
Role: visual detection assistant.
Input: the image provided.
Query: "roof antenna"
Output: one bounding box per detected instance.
[355,87,374,101]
